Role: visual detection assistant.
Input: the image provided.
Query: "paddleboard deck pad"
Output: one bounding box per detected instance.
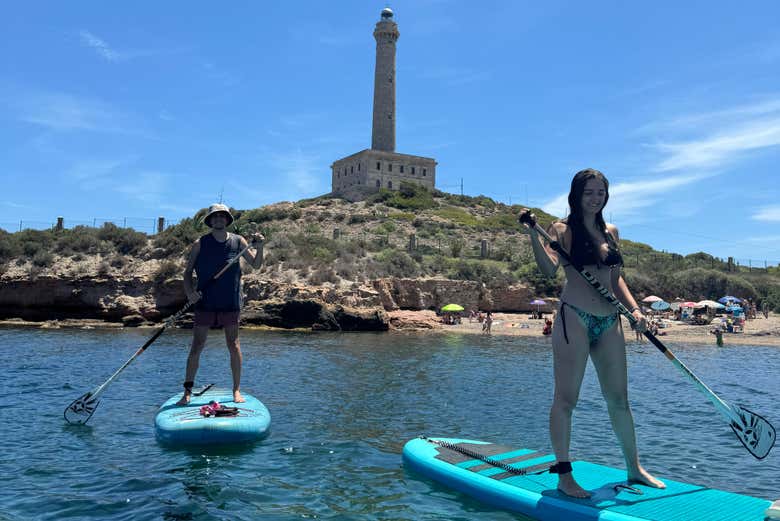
[155,388,270,445]
[402,437,772,521]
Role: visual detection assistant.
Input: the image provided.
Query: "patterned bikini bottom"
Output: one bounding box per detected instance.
[560,302,619,347]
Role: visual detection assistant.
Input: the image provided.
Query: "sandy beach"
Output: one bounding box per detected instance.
[425,311,780,347]
[2,310,778,347]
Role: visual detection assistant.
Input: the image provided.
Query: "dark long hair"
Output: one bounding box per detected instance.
[564,168,617,267]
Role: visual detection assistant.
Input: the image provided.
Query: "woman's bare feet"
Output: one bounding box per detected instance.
[557,473,591,498]
[628,466,666,488]
[233,390,246,403]
[175,392,191,406]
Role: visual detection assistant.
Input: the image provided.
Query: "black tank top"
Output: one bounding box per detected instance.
[194,233,242,312]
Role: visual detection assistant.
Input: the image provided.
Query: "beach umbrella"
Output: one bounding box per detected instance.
[725,305,743,312]
[651,300,670,311]
[696,300,724,309]
[641,295,664,303]
[530,298,547,314]
[679,301,697,308]
[441,304,464,312]
[718,296,742,304]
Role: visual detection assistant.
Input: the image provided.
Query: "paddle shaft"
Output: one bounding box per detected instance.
[522,217,736,419]
[78,241,254,402]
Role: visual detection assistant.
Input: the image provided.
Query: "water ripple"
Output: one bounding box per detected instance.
[0,328,777,520]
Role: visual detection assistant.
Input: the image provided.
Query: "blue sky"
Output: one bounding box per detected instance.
[2,1,779,264]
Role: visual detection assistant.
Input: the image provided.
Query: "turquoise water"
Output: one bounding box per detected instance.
[1,328,778,520]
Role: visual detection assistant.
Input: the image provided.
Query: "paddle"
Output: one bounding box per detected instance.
[64,233,257,425]
[518,211,776,460]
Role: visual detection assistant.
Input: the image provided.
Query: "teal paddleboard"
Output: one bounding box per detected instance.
[403,437,773,521]
[155,388,270,445]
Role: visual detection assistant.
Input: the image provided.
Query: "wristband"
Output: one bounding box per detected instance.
[630,307,640,313]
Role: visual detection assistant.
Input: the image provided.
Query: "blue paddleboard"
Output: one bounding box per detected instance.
[155,388,270,445]
[403,437,773,521]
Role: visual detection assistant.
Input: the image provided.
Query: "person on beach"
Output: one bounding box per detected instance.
[176,203,265,406]
[482,311,493,334]
[521,168,665,498]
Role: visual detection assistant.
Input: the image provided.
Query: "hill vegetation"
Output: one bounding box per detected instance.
[2,183,780,311]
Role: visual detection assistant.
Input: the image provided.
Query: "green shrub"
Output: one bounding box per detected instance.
[0,230,20,263]
[388,211,415,221]
[153,217,208,257]
[450,259,516,289]
[667,268,758,301]
[97,223,147,255]
[17,229,54,259]
[348,214,369,225]
[55,226,100,255]
[368,183,436,211]
[449,238,465,258]
[481,212,524,232]
[433,207,479,227]
[154,260,180,283]
[375,248,419,278]
[515,262,563,296]
[32,251,54,267]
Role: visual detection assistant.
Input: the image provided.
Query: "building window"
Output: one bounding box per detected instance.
[376,180,380,188]
[412,167,415,175]
[388,164,392,172]
[400,165,404,173]
[337,172,340,178]
[388,181,392,189]
[351,166,354,174]
[423,168,427,176]
[358,163,361,171]
[376,161,381,170]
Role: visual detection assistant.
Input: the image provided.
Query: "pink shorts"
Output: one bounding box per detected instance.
[193,310,240,328]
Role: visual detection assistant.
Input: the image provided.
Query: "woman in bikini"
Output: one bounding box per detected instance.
[522,168,665,498]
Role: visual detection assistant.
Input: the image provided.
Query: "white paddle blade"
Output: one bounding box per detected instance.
[64,392,100,425]
[729,404,776,459]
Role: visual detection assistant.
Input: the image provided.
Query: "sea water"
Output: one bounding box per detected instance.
[1,328,778,520]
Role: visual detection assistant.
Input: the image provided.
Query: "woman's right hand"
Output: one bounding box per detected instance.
[519,209,538,231]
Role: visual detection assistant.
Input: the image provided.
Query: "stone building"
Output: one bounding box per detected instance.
[331,7,437,199]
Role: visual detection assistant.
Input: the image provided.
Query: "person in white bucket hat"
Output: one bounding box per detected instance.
[176,203,265,405]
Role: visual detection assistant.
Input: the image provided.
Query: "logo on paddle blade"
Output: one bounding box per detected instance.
[64,392,100,425]
[730,403,776,460]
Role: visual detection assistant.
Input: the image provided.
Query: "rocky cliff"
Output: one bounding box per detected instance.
[0,263,537,331]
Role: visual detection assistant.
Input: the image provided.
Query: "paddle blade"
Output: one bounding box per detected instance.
[64,392,101,425]
[729,404,776,459]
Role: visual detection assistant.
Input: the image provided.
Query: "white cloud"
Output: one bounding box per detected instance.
[651,118,780,172]
[752,205,780,222]
[79,30,121,62]
[10,90,150,136]
[541,172,715,221]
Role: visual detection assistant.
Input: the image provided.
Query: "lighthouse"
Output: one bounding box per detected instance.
[331,8,437,200]
[371,7,399,152]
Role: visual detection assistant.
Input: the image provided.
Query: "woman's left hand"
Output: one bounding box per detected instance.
[631,310,647,332]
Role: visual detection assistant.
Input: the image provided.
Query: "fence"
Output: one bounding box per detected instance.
[0,217,174,235]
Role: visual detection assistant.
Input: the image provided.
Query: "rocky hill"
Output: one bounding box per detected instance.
[2,184,779,330]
